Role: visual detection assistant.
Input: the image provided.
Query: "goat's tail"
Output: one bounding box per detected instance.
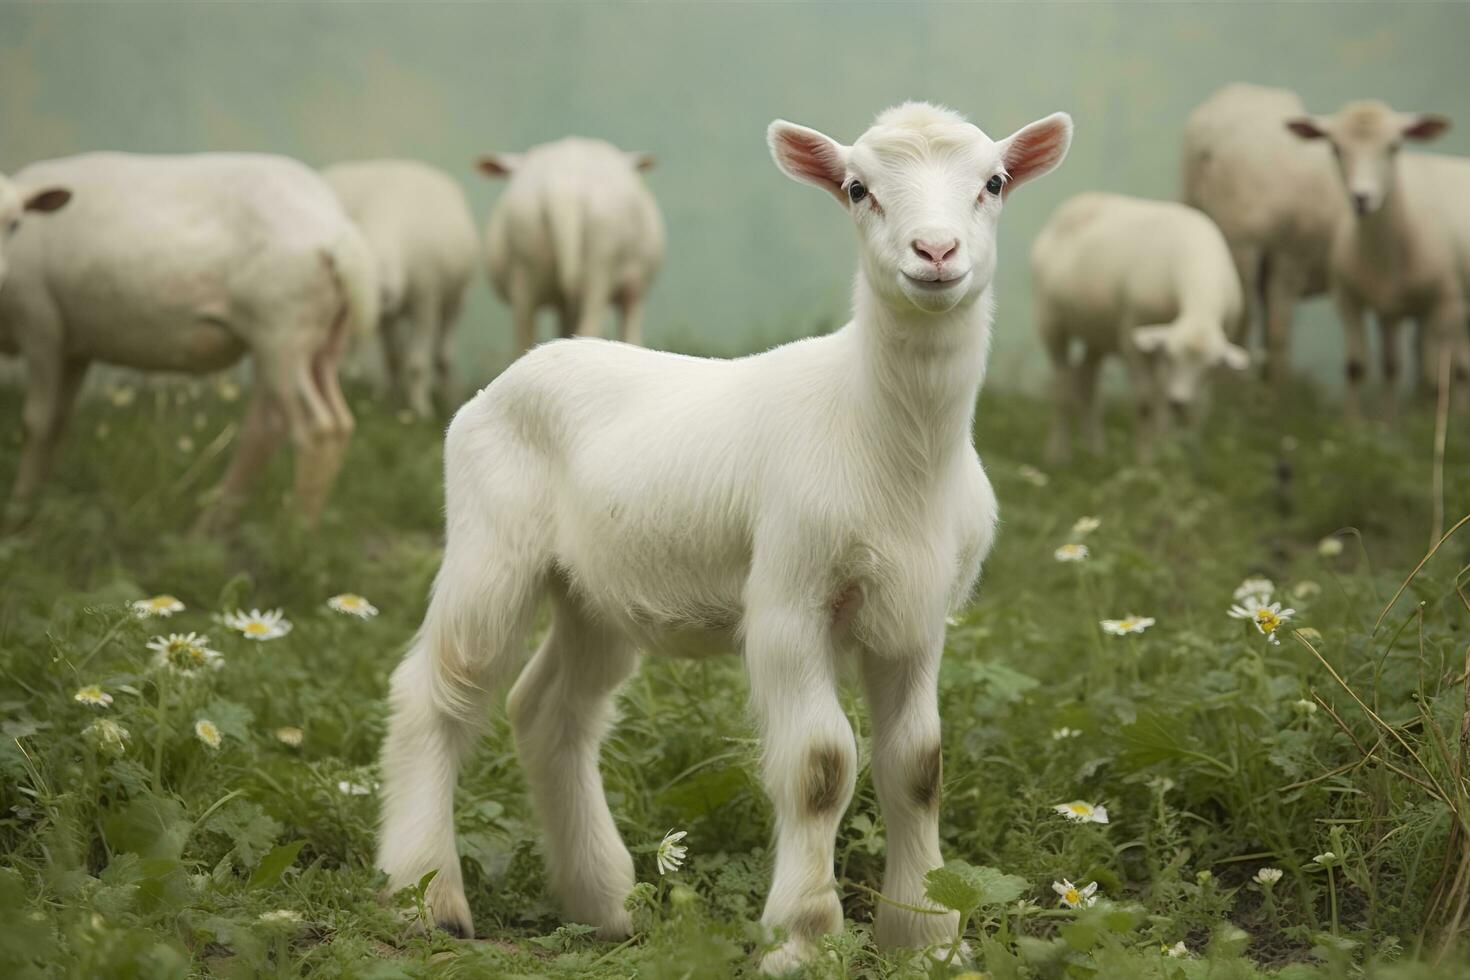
[545,185,584,299]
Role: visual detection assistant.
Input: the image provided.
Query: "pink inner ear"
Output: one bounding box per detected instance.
[1002,119,1070,193]
[776,129,843,190]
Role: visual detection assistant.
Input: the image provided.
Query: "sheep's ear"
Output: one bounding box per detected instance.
[1133,324,1173,354]
[627,152,656,172]
[1402,114,1450,142]
[476,154,521,178]
[23,187,70,212]
[1219,342,1251,371]
[1286,117,1329,141]
[998,112,1072,196]
[767,120,848,203]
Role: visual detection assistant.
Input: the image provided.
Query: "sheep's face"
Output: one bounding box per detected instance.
[770,103,1071,316]
[1133,320,1250,414]
[1287,102,1449,216]
[0,176,71,290]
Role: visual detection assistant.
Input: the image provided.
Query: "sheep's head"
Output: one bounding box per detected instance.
[0,175,70,290]
[1287,101,1449,216]
[1133,319,1250,417]
[769,102,1071,315]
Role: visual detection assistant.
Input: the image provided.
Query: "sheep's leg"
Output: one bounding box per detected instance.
[401,291,438,420]
[1075,347,1106,455]
[861,648,960,953]
[617,292,645,347]
[509,266,537,353]
[10,349,88,512]
[378,504,544,937]
[194,382,283,533]
[1336,292,1369,422]
[1121,336,1160,462]
[434,293,463,415]
[1041,326,1074,464]
[507,581,638,938]
[573,270,611,339]
[292,327,356,522]
[746,599,855,974]
[380,311,407,406]
[1263,256,1302,386]
[1378,315,1403,427]
[1231,243,1263,349]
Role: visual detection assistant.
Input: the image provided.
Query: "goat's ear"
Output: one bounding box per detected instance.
[998,112,1072,195]
[1402,114,1450,142]
[1132,324,1173,354]
[1219,342,1251,371]
[627,152,657,172]
[767,120,848,203]
[23,187,70,213]
[1286,117,1329,141]
[476,154,521,178]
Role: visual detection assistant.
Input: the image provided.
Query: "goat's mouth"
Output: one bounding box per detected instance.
[901,268,971,291]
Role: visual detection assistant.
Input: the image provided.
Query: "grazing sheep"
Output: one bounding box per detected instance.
[1183,83,1344,383]
[1287,101,1470,419]
[1031,192,1249,461]
[0,152,377,528]
[377,102,1072,972]
[477,138,663,350]
[0,174,71,291]
[323,160,479,418]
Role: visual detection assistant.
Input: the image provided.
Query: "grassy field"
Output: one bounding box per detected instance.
[2,369,1469,979]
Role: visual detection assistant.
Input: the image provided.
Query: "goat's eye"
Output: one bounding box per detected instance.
[985,175,1005,195]
[846,181,867,204]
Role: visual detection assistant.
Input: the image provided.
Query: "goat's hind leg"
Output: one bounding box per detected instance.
[507,579,639,938]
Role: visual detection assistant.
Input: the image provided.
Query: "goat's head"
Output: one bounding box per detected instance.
[1287,101,1449,216]
[0,175,70,290]
[769,102,1071,315]
[1133,317,1250,418]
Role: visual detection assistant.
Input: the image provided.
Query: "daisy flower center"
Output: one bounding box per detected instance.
[1255,609,1281,633]
[243,621,270,635]
[1069,803,1092,816]
[1064,888,1081,904]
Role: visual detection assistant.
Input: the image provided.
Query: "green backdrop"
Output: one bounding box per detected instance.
[3,0,1467,389]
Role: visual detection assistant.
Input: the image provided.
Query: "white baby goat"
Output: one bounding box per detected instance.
[376,102,1072,973]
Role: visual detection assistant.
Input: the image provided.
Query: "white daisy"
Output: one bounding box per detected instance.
[1053,801,1109,824]
[1228,597,1295,645]
[1100,615,1154,636]
[177,436,195,454]
[1232,577,1276,602]
[221,608,292,641]
[1072,516,1101,536]
[133,595,184,618]
[1051,727,1082,740]
[147,633,223,675]
[107,385,137,408]
[1054,543,1089,562]
[217,378,242,403]
[73,685,113,708]
[326,593,379,619]
[1052,878,1098,909]
[1164,941,1188,957]
[656,829,689,875]
[195,719,222,750]
[1253,867,1283,885]
[275,726,304,747]
[1018,464,1049,488]
[337,779,374,796]
[85,718,131,753]
[1318,536,1344,558]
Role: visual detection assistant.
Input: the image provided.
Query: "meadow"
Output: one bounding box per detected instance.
[2,368,1469,979]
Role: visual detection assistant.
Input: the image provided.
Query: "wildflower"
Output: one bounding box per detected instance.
[1232,577,1276,603]
[133,594,184,618]
[1228,597,1295,645]
[177,436,195,453]
[1100,615,1154,636]
[275,726,304,747]
[1313,851,1340,867]
[1071,516,1101,536]
[108,385,136,408]
[1253,867,1283,885]
[195,719,222,750]
[1292,580,1322,601]
[1018,464,1049,488]
[73,685,113,708]
[1318,536,1344,557]
[221,608,292,641]
[327,593,379,619]
[1163,941,1188,957]
[217,378,241,403]
[148,632,223,675]
[1052,878,1098,909]
[1051,727,1082,740]
[1292,698,1318,715]
[338,779,374,796]
[656,829,689,875]
[1054,543,1089,562]
[258,909,302,923]
[1053,801,1109,824]
[85,719,131,753]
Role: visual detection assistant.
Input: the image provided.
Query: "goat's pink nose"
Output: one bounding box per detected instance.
[912,238,959,265]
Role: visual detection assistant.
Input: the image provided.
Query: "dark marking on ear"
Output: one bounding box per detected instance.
[1346,360,1366,382]
[23,187,70,213]
[911,743,943,809]
[804,743,850,816]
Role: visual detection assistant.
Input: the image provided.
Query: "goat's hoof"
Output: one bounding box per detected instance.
[760,937,823,976]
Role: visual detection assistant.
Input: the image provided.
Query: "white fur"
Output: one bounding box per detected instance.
[376,102,1072,972]
[478,137,664,350]
[0,172,70,293]
[1030,192,1248,461]
[1182,83,1345,383]
[1287,101,1470,419]
[0,152,377,527]
[323,159,479,418]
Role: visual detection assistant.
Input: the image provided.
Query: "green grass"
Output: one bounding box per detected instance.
[2,372,1469,979]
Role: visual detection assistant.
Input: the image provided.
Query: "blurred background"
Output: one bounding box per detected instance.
[3,0,1468,386]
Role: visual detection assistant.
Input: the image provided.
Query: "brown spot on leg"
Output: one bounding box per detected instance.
[911,743,943,809]
[804,743,850,817]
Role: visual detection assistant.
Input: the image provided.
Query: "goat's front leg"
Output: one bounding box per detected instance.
[860,647,960,953]
[745,601,856,975]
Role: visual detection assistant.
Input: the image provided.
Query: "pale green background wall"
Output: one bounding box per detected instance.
[3,0,1468,389]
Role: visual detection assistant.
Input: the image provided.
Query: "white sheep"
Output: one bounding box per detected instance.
[376,102,1072,972]
[0,152,377,528]
[1182,83,1344,383]
[477,137,664,350]
[1031,192,1249,461]
[0,173,70,290]
[1287,101,1470,418]
[323,160,479,418]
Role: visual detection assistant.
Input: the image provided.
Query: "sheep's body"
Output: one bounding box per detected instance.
[378,102,1073,973]
[481,137,664,349]
[0,151,377,526]
[0,173,71,291]
[323,160,479,417]
[1183,83,1342,381]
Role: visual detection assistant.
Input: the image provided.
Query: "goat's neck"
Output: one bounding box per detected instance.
[847,272,992,470]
